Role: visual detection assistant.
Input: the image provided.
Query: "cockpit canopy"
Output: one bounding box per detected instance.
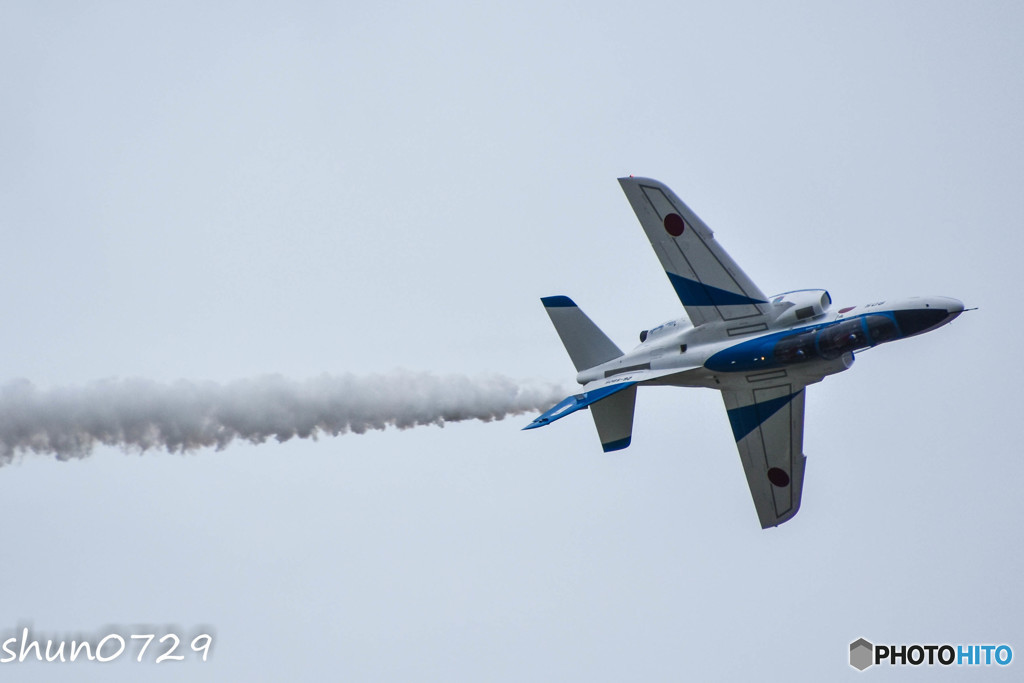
[775,315,897,363]
[769,289,832,325]
[638,317,692,343]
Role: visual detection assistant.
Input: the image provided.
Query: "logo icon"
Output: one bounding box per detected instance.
[850,638,874,671]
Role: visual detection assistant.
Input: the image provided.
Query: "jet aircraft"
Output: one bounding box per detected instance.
[525,177,964,528]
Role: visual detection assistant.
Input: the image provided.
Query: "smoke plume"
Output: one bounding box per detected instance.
[0,372,565,464]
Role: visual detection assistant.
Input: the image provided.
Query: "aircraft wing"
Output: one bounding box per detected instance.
[720,383,807,528]
[619,177,769,328]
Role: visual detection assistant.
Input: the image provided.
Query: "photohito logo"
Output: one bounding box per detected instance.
[849,638,1013,670]
[850,639,873,671]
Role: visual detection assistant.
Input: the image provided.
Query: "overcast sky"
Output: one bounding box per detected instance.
[1,1,1021,680]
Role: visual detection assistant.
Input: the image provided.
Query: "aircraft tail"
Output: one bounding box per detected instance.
[540,296,623,372]
[538,296,635,451]
[590,385,636,451]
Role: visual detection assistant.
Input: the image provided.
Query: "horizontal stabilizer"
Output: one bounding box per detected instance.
[591,385,636,451]
[522,381,637,430]
[522,364,702,433]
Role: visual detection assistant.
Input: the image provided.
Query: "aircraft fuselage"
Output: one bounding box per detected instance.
[576,293,964,391]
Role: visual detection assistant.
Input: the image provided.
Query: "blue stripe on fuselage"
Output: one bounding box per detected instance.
[705,311,903,373]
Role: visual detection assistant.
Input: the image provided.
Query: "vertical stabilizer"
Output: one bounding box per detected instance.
[540,296,623,372]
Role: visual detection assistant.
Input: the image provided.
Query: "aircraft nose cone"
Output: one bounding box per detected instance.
[937,296,962,317]
[894,297,965,337]
[940,297,965,323]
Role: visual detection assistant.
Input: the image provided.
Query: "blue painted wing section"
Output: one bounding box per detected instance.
[617,177,769,326]
[726,390,802,442]
[666,272,768,307]
[721,386,807,529]
[522,381,638,430]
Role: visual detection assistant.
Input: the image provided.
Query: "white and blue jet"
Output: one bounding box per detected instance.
[525,177,964,529]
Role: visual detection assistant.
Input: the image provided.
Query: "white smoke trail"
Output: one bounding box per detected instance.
[0,372,567,464]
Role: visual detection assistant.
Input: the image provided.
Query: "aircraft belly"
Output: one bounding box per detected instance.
[641,367,719,388]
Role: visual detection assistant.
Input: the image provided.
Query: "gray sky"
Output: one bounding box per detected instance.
[1,1,1021,680]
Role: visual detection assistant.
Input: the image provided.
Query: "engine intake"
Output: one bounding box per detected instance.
[769,289,831,325]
